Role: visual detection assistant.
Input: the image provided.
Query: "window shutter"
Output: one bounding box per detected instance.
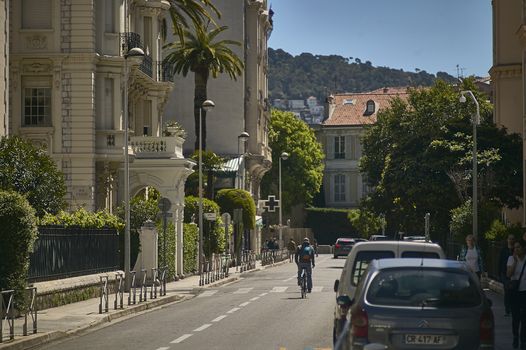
[22,0,52,29]
[327,136,334,160]
[345,135,352,159]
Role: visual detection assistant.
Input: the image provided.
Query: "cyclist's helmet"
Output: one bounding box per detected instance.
[303,237,310,243]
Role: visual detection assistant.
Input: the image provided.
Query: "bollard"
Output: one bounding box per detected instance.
[150,268,158,299]
[99,275,109,314]
[139,269,148,302]
[159,266,167,296]
[23,287,37,336]
[128,271,137,305]
[114,273,124,309]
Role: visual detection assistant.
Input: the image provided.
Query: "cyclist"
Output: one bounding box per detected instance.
[295,237,315,292]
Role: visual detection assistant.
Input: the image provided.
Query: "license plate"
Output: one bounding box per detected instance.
[404,334,445,345]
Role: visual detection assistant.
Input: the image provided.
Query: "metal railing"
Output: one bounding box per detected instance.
[159,266,167,297]
[239,250,257,272]
[128,271,137,305]
[114,273,124,310]
[0,290,14,342]
[99,275,109,314]
[260,248,289,266]
[23,287,37,336]
[157,61,174,82]
[199,253,233,286]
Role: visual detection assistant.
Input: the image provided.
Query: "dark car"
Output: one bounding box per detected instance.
[335,258,494,350]
[333,238,356,258]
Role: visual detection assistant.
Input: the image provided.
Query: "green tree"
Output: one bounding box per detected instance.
[186,150,225,199]
[261,109,325,211]
[164,0,220,43]
[348,209,385,239]
[184,195,225,257]
[0,191,38,305]
[0,136,66,217]
[360,78,521,242]
[163,24,244,150]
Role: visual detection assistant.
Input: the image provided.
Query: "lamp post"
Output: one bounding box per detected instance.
[198,100,215,279]
[278,152,289,247]
[460,90,480,240]
[123,46,144,291]
[237,132,249,189]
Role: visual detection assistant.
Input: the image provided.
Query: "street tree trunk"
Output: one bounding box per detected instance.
[194,68,210,151]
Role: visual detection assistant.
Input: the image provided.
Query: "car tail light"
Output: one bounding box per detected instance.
[351,308,368,338]
[479,310,494,345]
[335,243,341,249]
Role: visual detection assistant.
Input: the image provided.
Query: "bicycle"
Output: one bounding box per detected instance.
[300,267,308,298]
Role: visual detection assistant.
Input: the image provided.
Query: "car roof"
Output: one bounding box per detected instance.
[352,240,442,250]
[336,237,354,241]
[371,258,469,271]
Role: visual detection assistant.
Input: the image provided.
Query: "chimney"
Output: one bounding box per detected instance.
[323,94,335,122]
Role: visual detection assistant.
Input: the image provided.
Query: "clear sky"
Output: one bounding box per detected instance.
[268,0,492,77]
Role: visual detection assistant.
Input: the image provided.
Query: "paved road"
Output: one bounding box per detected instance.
[38,255,514,350]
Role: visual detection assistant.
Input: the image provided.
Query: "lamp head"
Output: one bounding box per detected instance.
[280,152,289,160]
[202,100,215,112]
[459,94,467,103]
[125,47,145,59]
[238,131,250,142]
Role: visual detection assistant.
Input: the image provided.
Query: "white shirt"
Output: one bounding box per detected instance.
[507,256,526,291]
[465,248,479,273]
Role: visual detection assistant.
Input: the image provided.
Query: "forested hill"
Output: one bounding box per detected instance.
[268,48,458,101]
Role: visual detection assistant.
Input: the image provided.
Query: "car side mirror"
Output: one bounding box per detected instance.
[336,294,352,307]
[334,279,339,292]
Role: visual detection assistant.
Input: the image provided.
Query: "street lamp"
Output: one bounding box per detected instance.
[460,90,480,240]
[237,132,249,189]
[123,46,144,291]
[198,99,215,280]
[278,152,289,247]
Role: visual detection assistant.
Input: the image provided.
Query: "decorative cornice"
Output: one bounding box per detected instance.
[489,64,522,79]
[25,35,47,50]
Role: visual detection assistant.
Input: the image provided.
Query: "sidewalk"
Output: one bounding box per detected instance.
[0,259,289,350]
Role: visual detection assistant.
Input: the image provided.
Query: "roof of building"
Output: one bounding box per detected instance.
[322,87,410,127]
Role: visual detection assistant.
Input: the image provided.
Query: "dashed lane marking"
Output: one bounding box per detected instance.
[259,292,268,297]
[249,296,260,301]
[156,348,170,350]
[227,307,240,313]
[197,290,218,297]
[233,287,253,294]
[270,286,288,293]
[193,324,212,332]
[239,301,250,307]
[212,315,227,322]
[170,334,192,344]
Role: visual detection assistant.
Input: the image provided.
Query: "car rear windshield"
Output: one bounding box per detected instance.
[366,268,482,308]
[351,250,395,286]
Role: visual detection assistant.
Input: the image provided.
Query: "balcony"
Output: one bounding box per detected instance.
[120,32,152,79]
[96,131,184,160]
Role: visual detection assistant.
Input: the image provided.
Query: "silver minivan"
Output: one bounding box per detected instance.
[337,258,494,350]
[332,241,445,344]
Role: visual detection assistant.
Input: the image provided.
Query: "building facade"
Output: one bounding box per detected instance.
[317,88,409,208]
[491,0,524,225]
[9,0,193,276]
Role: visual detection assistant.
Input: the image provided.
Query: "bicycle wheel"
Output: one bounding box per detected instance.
[301,272,307,298]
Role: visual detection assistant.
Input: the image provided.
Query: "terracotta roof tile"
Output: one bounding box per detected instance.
[322,87,410,127]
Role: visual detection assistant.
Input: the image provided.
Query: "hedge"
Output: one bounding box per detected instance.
[305,207,357,244]
[183,223,198,274]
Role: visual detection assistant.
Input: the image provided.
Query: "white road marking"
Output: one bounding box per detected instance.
[197,290,218,298]
[193,324,212,332]
[259,292,268,297]
[212,315,227,322]
[249,296,260,301]
[233,288,253,294]
[156,348,170,350]
[283,274,297,282]
[239,301,250,307]
[227,307,240,313]
[171,334,192,343]
[311,286,323,293]
[270,286,288,293]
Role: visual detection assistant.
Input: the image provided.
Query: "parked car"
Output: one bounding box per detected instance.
[337,258,494,350]
[334,238,356,258]
[369,235,389,241]
[332,241,445,345]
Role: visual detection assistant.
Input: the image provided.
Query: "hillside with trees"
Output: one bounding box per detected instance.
[268,48,458,101]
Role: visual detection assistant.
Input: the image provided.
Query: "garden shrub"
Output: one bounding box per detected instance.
[184,196,225,256]
[183,223,198,274]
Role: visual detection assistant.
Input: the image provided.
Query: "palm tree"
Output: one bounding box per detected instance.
[163,23,244,150]
[164,0,220,43]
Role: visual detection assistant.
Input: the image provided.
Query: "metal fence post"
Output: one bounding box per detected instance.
[114,272,124,309]
[99,276,109,313]
[23,287,37,336]
[128,271,137,305]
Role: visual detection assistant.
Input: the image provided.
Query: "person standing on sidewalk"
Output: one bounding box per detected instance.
[458,234,484,279]
[507,240,526,349]
[287,238,296,262]
[500,234,516,317]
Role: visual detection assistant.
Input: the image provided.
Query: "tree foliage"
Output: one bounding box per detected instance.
[348,209,385,239]
[360,79,522,243]
[0,136,66,217]
[0,191,38,305]
[261,109,324,211]
[185,150,225,199]
[163,23,244,150]
[215,189,256,230]
[268,48,457,101]
[165,0,220,44]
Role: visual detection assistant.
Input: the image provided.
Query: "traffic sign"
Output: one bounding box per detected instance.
[221,212,231,225]
[204,212,217,221]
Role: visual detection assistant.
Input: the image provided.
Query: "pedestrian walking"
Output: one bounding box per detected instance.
[500,234,516,317]
[312,238,319,257]
[458,234,484,279]
[287,238,296,262]
[507,240,526,349]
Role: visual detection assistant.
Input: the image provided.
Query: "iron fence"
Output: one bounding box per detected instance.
[260,249,289,266]
[28,227,119,282]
